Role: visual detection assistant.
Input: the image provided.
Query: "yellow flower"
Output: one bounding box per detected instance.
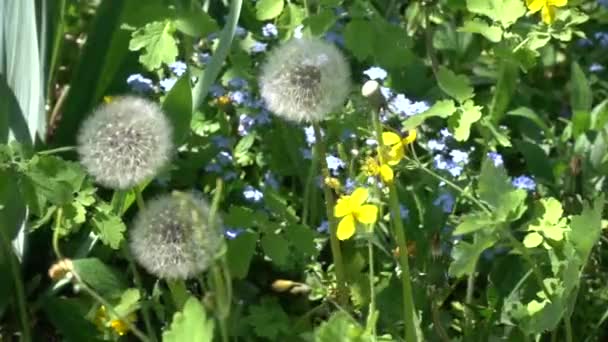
[334,188,378,240]
[526,0,567,24]
[324,177,341,190]
[94,306,137,336]
[217,95,231,106]
[103,96,114,104]
[381,130,417,165]
[363,157,394,183]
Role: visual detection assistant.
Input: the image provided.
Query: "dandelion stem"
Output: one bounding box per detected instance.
[370,109,419,342]
[313,123,348,303]
[0,226,31,342]
[38,145,76,155]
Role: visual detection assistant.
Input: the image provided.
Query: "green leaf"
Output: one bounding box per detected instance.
[315,312,368,342]
[590,99,608,131]
[129,20,178,70]
[478,159,527,221]
[91,207,126,249]
[263,188,298,223]
[0,169,26,240]
[489,61,518,124]
[454,213,495,235]
[466,0,526,28]
[24,155,86,206]
[72,258,127,299]
[344,19,375,61]
[402,99,457,130]
[437,67,474,103]
[246,297,290,340]
[449,233,498,277]
[227,231,258,279]
[303,9,337,36]
[459,19,502,42]
[569,195,604,262]
[256,0,284,20]
[261,233,289,266]
[42,297,102,342]
[174,11,218,37]
[162,73,193,145]
[285,224,317,257]
[163,297,214,342]
[507,107,553,139]
[372,21,413,69]
[113,288,141,318]
[514,140,554,183]
[452,100,482,141]
[523,232,544,248]
[570,62,592,137]
[0,75,32,146]
[528,198,568,244]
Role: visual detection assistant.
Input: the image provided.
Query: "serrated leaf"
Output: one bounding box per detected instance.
[246,297,290,340]
[523,232,544,248]
[315,312,368,342]
[454,212,495,235]
[72,258,127,299]
[402,99,457,130]
[466,0,526,28]
[163,297,214,342]
[91,209,126,249]
[261,233,289,266]
[227,231,258,279]
[437,67,474,103]
[129,20,178,70]
[459,19,502,42]
[113,288,141,317]
[452,100,482,141]
[449,233,498,277]
[256,0,284,20]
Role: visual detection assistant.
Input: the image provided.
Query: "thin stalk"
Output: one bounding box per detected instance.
[52,207,63,259]
[366,237,377,341]
[313,123,347,303]
[211,263,229,342]
[130,187,157,341]
[370,109,418,342]
[166,280,188,310]
[564,318,573,342]
[38,145,76,155]
[0,228,31,342]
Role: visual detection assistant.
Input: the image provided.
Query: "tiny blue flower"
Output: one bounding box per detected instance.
[590,63,605,73]
[304,126,317,145]
[300,147,313,160]
[344,178,356,192]
[446,162,463,177]
[126,74,153,93]
[434,192,455,213]
[487,152,504,167]
[595,32,608,47]
[262,23,278,38]
[363,66,388,81]
[433,155,450,170]
[427,139,446,151]
[243,185,263,202]
[399,204,409,219]
[512,175,536,191]
[209,84,225,97]
[389,94,430,117]
[439,128,452,138]
[211,136,232,149]
[230,90,249,105]
[317,221,329,233]
[169,61,187,76]
[251,41,268,53]
[324,31,344,46]
[228,77,248,89]
[205,162,222,173]
[380,86,393,99]
[238,114,255,136]
[217,151,233,166]
[326,155,345,174]
[255,110,272,125]
[159,78,177,92]
[224,227,244,239]
[235,26,247,37]
[198,52,211,64]
[450,149,469,165]
[223,171,237,181]
[264,171,279,190]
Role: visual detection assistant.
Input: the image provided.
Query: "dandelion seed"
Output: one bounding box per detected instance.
[77,96,173,190]
[129,192,222,280]
[259,38,351,122]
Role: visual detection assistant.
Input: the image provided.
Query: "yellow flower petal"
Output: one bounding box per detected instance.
[382,132,401,146]
[337,215,356,240]
[548,0,566,7]
[386,144,404,165]
[334,196,351,217]
[355,205,378,224]
[402,129,417,145]
[526,0,545,13]
[350,188,369,207]
[380,164,394,183]
[541,5,555,24]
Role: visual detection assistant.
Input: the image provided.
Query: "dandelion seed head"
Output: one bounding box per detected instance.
[77,96,173,190]
[129,192,222,280]
[259,38,351,122]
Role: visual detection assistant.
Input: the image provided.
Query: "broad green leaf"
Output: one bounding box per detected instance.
[278,4,306,37]
[459,19,502,42]
[256,0,284,20]
[315,312,368,342]
[285,224,317,257]
[163,297,214,342]
[437,67,474,103]
[527,299,549,315]
[90,207,126,249]
[0,75,32,146]
[489,61,518,124]
[528,198,568,244]
[372,21,413,68]
[227,231,258,279]
[523,232,543,248]
[514,140,554,182]
[402,99,457,130]
[466,0,526,28]
[569,195,604,261]
[449,233,497,277]
[246,297,290,340]
[454,212,495,235]
[452,100,482,141]
[162,73,193,145]
[261,233,289,266]
[507,107,553,139]
[478,159,527,221]
[263,188,298,223]
[0,169,26,240]
[42,297,102,342]
[129,20,178,70]
[174,11,218,37]
[72,258,127,299]
[590,99,608,130]
[570,62,592,137]
[302,9,336,36]
[344,19,375,61]
[23,155,86,206]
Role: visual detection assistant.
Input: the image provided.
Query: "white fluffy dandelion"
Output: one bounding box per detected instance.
[259,37,351,122]
[77,96,173,190]
[129,192,223,280]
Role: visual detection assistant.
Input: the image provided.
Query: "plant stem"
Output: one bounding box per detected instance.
[38,146,76,155]
[52,207,64,259]
[0,227,31,342]
[370,109,418,342]
[564,316,573,342]
[313,123,348,303]
[211,262,230,342]
[366,237,378,341]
